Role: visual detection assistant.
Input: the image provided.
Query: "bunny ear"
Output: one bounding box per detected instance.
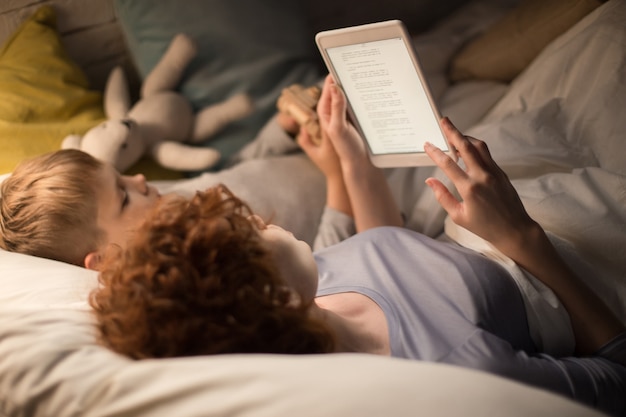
[61,134,82,149]
[104,66,131,119]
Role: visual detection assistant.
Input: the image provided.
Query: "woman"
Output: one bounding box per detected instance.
[91,76,625,416]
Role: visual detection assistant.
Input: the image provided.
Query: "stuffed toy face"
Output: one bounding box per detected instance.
[77,119,145,172]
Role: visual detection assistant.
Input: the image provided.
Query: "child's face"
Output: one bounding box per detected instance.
[94,164,161,252]
[248,214,318,303]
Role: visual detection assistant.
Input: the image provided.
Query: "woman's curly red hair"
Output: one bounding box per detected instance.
[90,185,335,359]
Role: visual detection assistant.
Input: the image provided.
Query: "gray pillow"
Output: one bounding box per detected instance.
[114,0,322,167]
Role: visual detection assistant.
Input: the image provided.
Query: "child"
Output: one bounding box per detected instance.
[0,149,160,268]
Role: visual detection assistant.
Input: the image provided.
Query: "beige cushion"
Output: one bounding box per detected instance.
[449,0,602,82]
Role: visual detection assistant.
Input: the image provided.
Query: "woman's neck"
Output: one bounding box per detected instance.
[311,292,390,355]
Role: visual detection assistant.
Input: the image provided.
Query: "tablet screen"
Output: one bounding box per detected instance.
[325,37,448,155]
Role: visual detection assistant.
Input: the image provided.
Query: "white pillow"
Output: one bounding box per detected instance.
[478,0,626,175]
[0,307,604,417]
[0,248,97,309]
[0,172,96,309]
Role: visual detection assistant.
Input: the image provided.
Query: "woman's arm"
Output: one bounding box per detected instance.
[307,75,403,232]
[425,117,625,355]
[297,117,353,220]
[459,326,626,416]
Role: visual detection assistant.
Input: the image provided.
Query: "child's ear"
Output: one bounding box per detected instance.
[84,251,101,270]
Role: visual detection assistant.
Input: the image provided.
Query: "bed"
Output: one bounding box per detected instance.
[1,0,625,415]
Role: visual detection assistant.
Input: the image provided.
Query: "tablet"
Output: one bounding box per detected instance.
[315,20,453,167]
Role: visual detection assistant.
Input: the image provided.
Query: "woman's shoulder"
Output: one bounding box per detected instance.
[354,226,424,241]
[316,226,463,267]
[350,226,446,249]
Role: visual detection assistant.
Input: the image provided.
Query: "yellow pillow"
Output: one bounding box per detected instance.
[0,6,104,174]
[449,0,603,83]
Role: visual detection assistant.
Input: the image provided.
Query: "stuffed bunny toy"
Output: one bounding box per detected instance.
[62,33,253,172]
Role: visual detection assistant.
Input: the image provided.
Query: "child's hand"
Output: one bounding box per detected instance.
[425,117,539,256]
[276,111,301,137]
[276,84,322,141]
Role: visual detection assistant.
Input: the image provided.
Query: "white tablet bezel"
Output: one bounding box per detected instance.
[315,20,453,167]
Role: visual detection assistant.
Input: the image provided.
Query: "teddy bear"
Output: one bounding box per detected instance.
[276,83,322,145]
[62,33,254,172]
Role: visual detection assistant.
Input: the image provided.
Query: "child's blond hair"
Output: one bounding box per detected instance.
[0,149,105,266]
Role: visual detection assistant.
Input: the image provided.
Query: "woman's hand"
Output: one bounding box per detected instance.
[316,75,370,170]
[424,117,539,257]
[426,117,625,355]
[315,74,402,230]
[297,124,343,183]
[296,76,353,217]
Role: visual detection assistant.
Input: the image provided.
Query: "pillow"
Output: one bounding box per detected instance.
[0,307,605,417]
[0,6,105,175]
[448,0,603,83]
[114,0,322,169]
[0,249,97,309]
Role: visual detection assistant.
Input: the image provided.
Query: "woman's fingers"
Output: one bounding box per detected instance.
[424,140,467,185]
[317,75,334,126]
[426,117,538,250]
[327,80,349,134]
[423,141,464,221]
[318,74,349,136]
[440,117,491,174]
[428,117,505,200]
[425,177,461,217]
[466,136,493,166]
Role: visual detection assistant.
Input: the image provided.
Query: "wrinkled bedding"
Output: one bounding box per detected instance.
[0,2,624,416]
